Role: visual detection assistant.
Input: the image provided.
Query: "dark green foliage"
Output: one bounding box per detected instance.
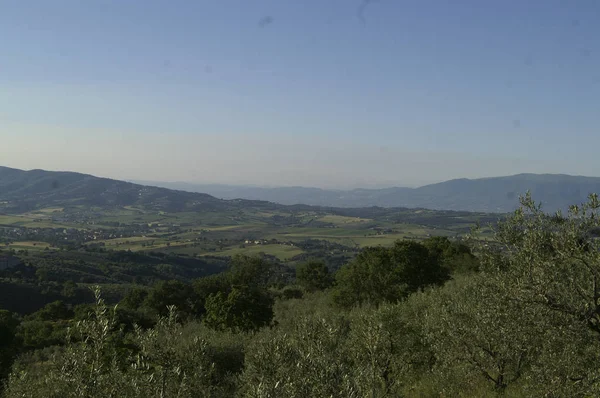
[0,311,19,347]
[0,281,64,315]
[14,301,73,350]
[332,240,450,308]
[120,287,148,310]
[16,320,68,350]
[195,256,277,332]
[61,280,77,298]
[0,310,19,388]
[390,240,449,292]
[296,260,333,292]
[193,273,232,310]
[114,307,156,331]
[204,286,274,332]
[229,254,274,288]
[30,301,73,322]
[281,287,303,300]
[15,249,228,288]
[422,236,479,274]
[144,280,198,318]
[332,246,402,308]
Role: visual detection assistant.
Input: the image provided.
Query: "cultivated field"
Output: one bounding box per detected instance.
[1,204,498,263]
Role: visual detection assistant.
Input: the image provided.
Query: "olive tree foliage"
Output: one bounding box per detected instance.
[5,288,239,398]
[240,305,432,398]
[240,314,355,398]
[486,193,600,333]
[345,304,434,397]
[466,192,600,395]
[407,276,551,396]
[128,309,237,398]
[6,288,130,398]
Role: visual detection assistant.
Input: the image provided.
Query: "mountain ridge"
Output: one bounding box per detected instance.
[0,166,274,214]
[133,173,600,213]
[3,166,600,213]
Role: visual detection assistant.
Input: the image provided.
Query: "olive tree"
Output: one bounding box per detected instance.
[468,193,600,395]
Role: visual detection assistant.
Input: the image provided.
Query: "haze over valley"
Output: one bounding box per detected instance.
[136,173,600,213]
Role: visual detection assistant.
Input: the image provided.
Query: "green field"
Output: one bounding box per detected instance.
[0,215,28,225]
[200,243,304,261]
[318,215,373,225]
[7,241,52,251]
[0,214,75,229]
[1,203,497,262]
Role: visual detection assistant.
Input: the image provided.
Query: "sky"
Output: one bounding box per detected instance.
[1,0,599,188]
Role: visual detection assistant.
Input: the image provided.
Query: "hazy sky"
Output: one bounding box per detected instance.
[1,0,599,188]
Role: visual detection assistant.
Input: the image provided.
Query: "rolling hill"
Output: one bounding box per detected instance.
[137,174,600,213]
[0,166,262,213]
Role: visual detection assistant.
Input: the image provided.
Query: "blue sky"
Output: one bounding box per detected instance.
[1,0,599,188]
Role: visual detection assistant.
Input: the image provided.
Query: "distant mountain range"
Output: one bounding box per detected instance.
[135,174,600,213]
[0,166,273,213]
[2,166,599,214]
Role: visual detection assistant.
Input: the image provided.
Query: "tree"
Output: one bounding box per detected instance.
[32,301,73,322]
[422,236,479,274]
[470,193,600,395]
[389,240,449,292]
[61,280,78,298]
[240,305,432,397]
[193,273,232,313]
[332,246,402,308]
[13,301,73,350]
[281,287,304,300]
[145,280,197,318]
[120,287,148,310]
[229,255,273,289]
[0,310,20,388]
[6,289,240,398]
[332,241,449,308]
[35,267,50,283]
[486,193,600,336]
[204,286,274,332]
[411,275,549,394]
[296,260,333,292]
[240,313,355,398]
